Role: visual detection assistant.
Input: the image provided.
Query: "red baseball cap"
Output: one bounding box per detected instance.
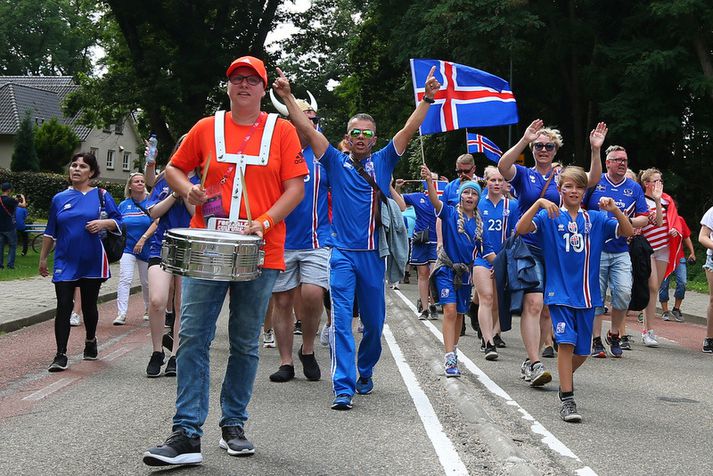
[226,56,267,87]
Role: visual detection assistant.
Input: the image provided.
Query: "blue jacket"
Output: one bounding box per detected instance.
[493,234,540,332]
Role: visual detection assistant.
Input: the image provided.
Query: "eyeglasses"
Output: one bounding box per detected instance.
[607,158,628,164]
[228,74,262,86]
[533,142,556,151]
[309,116,320,125]
[348,129,375,138]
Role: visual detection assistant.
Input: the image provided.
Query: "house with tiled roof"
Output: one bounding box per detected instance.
[0,76,141,182]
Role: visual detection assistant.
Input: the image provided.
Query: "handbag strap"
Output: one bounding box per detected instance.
[350,156,388,205]
[131,198,150,216]
[97,187,105,215]
[511,171,556,239]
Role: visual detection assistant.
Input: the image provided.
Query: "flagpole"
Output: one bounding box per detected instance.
[465,128,469,153]
[420,135,425,165]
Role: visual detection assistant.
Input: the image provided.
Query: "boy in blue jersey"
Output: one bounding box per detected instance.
[267,93,330,383]
[516,166,633,422]
[273,66,441,410]
[584,145,649,357]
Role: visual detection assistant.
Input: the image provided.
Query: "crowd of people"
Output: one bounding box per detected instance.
[30,54,713,467]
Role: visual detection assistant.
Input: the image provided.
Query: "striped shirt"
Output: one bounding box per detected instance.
[641,197,669,251]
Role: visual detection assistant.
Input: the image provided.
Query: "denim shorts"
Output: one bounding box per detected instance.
[596,251,633,315]
[272,247,330,293]
[704,254,713,272]
[525,243,545,294]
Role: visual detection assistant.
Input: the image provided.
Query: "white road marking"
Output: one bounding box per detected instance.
[383,324,469,475]
[22,377,78,401]
[393,289,596,475]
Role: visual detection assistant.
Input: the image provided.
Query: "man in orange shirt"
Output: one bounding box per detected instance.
[144,56,306,467]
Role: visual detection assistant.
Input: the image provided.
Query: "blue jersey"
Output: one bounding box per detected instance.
[146,175,198,259]
[437,203,479,266]
[441,179,461,206]
[403,206,416,238]
[532,208,618,308]
[403,192,437,242]
[479,195,519,258]
[584,175,647,253]
[508,164,560,247]
[45,188,123,282]
[318,141,400,250]
[284,146,331,250]
[118,197,152,261]
[15,207,28,231]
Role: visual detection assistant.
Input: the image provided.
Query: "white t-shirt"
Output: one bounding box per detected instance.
[700,206,713,256]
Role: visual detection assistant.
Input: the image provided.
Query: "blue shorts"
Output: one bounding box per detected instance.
[410,242,437,266]
[525,243,545,294]
[473,256,492,270]
[434,267,472,314]
[549,305,595,356]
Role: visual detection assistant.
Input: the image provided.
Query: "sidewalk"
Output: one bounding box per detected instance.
[0,263,142,333]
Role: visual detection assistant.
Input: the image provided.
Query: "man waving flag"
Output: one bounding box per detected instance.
[410,58,518,135]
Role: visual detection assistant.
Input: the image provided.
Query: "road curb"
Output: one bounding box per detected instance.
[387,292,541,476]
[0,284,142,334]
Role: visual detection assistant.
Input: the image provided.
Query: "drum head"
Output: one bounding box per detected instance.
[166,228,261,244]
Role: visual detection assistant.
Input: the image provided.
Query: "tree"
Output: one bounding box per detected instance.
[34,118,81,173]
[11,111,39,172]
[66,0,284,161]
[0,0,99,75]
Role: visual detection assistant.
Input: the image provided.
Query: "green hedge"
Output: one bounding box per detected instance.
[0,169,125,219]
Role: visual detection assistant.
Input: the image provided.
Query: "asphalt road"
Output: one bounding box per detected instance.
[1,279,712,475]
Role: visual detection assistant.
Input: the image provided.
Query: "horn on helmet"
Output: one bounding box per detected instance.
[269,89,289,116]
[307,90,318,113]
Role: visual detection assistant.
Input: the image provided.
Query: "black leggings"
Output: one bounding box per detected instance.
[54,279,103,354]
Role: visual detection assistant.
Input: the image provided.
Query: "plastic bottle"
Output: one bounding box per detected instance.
[146,133,158,164]
[98,210,108,239]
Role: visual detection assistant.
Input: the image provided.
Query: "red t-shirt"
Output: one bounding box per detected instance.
[170,113,307,270]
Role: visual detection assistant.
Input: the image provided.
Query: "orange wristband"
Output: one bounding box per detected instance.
[256,213,275,235]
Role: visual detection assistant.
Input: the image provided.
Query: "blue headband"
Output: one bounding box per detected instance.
[458,180,481,199]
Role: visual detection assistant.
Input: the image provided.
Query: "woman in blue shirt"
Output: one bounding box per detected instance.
[113,172,157,326]
[39,152,123,372]
[422,164,482,377]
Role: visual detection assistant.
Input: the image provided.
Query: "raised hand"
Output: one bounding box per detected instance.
[652,180,663,200]
[423,66,441,99]
[538,198,560,219]
[590,122,608,150]
[272,67,292,98]
[523,119,544,143]
[420,164,433,181]
[395,178,406,188]
[598,197,617,212]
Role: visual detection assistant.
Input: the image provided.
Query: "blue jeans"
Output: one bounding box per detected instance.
[172,269,278,438]
[0,230,17,268]
[596,251,633,315]
[659,258,687,303]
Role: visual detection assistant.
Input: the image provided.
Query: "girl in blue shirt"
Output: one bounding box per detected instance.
[113,172,157,326]
[475,166,520,361]
[39,152,123,372]
[422,164,482,377]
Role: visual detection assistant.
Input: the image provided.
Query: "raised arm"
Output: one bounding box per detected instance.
[391,179,407,212]
[515,198,558,236]
[420,164,443,214]
[498,119,543,181]
[273,68,330,158]
[587,122,607,188]
[599,197,634,237]
[392,66,441,155]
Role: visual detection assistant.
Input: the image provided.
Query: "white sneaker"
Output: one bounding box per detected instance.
[263,329,275,348]
[642,329,659,347]
[69,312,81,327]
[143,310,150,321]
[319,325,330,347]
[113,314,127,326]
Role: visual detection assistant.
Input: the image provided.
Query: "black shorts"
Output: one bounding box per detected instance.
[148,257,162,268]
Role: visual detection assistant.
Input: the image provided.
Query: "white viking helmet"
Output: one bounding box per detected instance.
[269,89,318,116]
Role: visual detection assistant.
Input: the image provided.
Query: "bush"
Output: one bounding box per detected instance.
[0,169,125,219]
[35,118,81,173]
[11,111,39,172]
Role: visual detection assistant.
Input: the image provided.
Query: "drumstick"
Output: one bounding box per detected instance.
[239,167,252,223]
[200,153,212,188]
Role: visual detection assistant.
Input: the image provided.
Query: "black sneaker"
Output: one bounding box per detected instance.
[164,311,175,329]
[542,345,555,358]
[143,429,202,466]
[559,398,582,423]
[219,425,255,456]
[83,339,98,360]
[146,351,165,378]
[429,303,438,315]
[418,310,429,320]
[164,356,176,377]
[703,338,713,353]
[484,342,499,361]
[620,335,632,350]
[298,346,321,381]
[493,333,507,348]
[293,320,303,335]
[48,353,68,372]
[269,364,295,382]
[162,331,174,352]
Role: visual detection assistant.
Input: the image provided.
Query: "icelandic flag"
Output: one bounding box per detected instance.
[422,180,448,196]
[467,132,503,163]
[410,58,518,135]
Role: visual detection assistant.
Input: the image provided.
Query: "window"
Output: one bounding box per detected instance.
[114,118,124,135]
[106,150,115,170]
[122,152,131,171]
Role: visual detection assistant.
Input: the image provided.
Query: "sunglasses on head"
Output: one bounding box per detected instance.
[228,74,262,86]
[348,129,375,138]
[533,142,556,151]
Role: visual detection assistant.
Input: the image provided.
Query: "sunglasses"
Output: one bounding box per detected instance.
[456,167,474,174]
[533,142,556,151]
[309,116,320,125]
[348,129,375,138]
[228,74,262,86]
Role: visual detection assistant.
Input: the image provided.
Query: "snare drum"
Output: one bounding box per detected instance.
[161,228,264,281]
